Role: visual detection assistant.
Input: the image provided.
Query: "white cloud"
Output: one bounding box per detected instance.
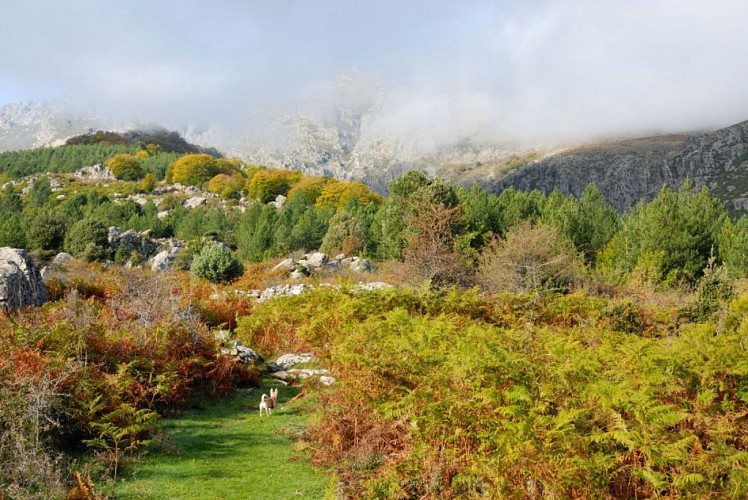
[1,0,747,145]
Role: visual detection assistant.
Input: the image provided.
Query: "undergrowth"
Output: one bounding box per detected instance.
[236,286,748,498]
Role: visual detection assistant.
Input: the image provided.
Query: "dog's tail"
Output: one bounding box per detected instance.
[261,394,268,402]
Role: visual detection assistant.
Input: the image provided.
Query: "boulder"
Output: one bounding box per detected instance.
[219,339,264,365]
[150,248,179,271]
[75,164,115,181]
[109,227,161,259]
[272,194,287,209]
[343,256,373,273]
[52,252,73,264]
[270,353,318,371]
[305,252,329,269]
[184,196,206,209]
[0,248,47,310]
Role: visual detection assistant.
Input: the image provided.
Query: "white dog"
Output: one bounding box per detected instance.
[259,388,278,417]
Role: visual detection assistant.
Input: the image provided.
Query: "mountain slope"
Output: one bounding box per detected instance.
[489,121,748,212]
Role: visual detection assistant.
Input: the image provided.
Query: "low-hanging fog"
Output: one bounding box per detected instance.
[2,0,748,152]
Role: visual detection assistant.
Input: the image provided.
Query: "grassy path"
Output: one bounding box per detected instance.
[114,380,330,499]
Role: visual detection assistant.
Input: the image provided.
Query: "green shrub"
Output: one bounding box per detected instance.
[64,218,109,259]
[190,244,244,283]
[140,172,157,192]
[26,210,67,256]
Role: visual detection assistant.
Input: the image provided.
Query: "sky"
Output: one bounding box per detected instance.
[2,0,748,146]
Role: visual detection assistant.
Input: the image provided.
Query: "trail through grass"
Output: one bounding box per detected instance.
[115,380,329,499]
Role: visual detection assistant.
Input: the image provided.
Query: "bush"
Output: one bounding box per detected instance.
[247,169,302,203]
[140,173,157,192]
[316,181,383,209]
[64,218,109,259]
[168,154,218,187]
[107,153,144,181]
[190,244,244,283]
[207,173,244,200]
[478,221,583,294]
[26,210,67,256]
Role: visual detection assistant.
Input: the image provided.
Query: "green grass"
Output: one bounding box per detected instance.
[114,380,330,499]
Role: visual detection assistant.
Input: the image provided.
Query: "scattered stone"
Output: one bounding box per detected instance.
[183,196,206,209]
[150,248,179,271]
[52,252,73,264]
[305,252,329,269]
[129,194,149,206]
[271,353,318,371]
[272,194,287,209]
[0,248,47,310]
[256,284,312,303]
[221,340,264,365]
[343,256,373,273]
[157,210,170,219]
[109,227,161,259]
[75,164,115,181]
[319,376,336,386]
[56,194,65,200]
[270,252,374,278]
[354,281,393,292]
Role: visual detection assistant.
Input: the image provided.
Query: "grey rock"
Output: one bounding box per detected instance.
[221,339,264,365]
[319,376,336,386]
[342,256,373,273]
[305,252,329,268]
[157,210,170,219]
[109,227,161,259]
[75,164,115,181]
[0,248,47,310]
[272,194,287,209]
[257,284,312,303]
[183,196,206,209]
[52,252,73,264]
[150,248,179,271]
[354,281,393,291]
[272,353,317,370]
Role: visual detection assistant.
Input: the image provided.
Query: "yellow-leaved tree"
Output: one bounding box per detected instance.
[166,154,218,187]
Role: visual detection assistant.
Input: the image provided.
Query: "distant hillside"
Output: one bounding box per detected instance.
[66,129,222,156]
[488,121,748,213]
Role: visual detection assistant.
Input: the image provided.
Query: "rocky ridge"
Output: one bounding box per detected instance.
[488,121,748,212]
